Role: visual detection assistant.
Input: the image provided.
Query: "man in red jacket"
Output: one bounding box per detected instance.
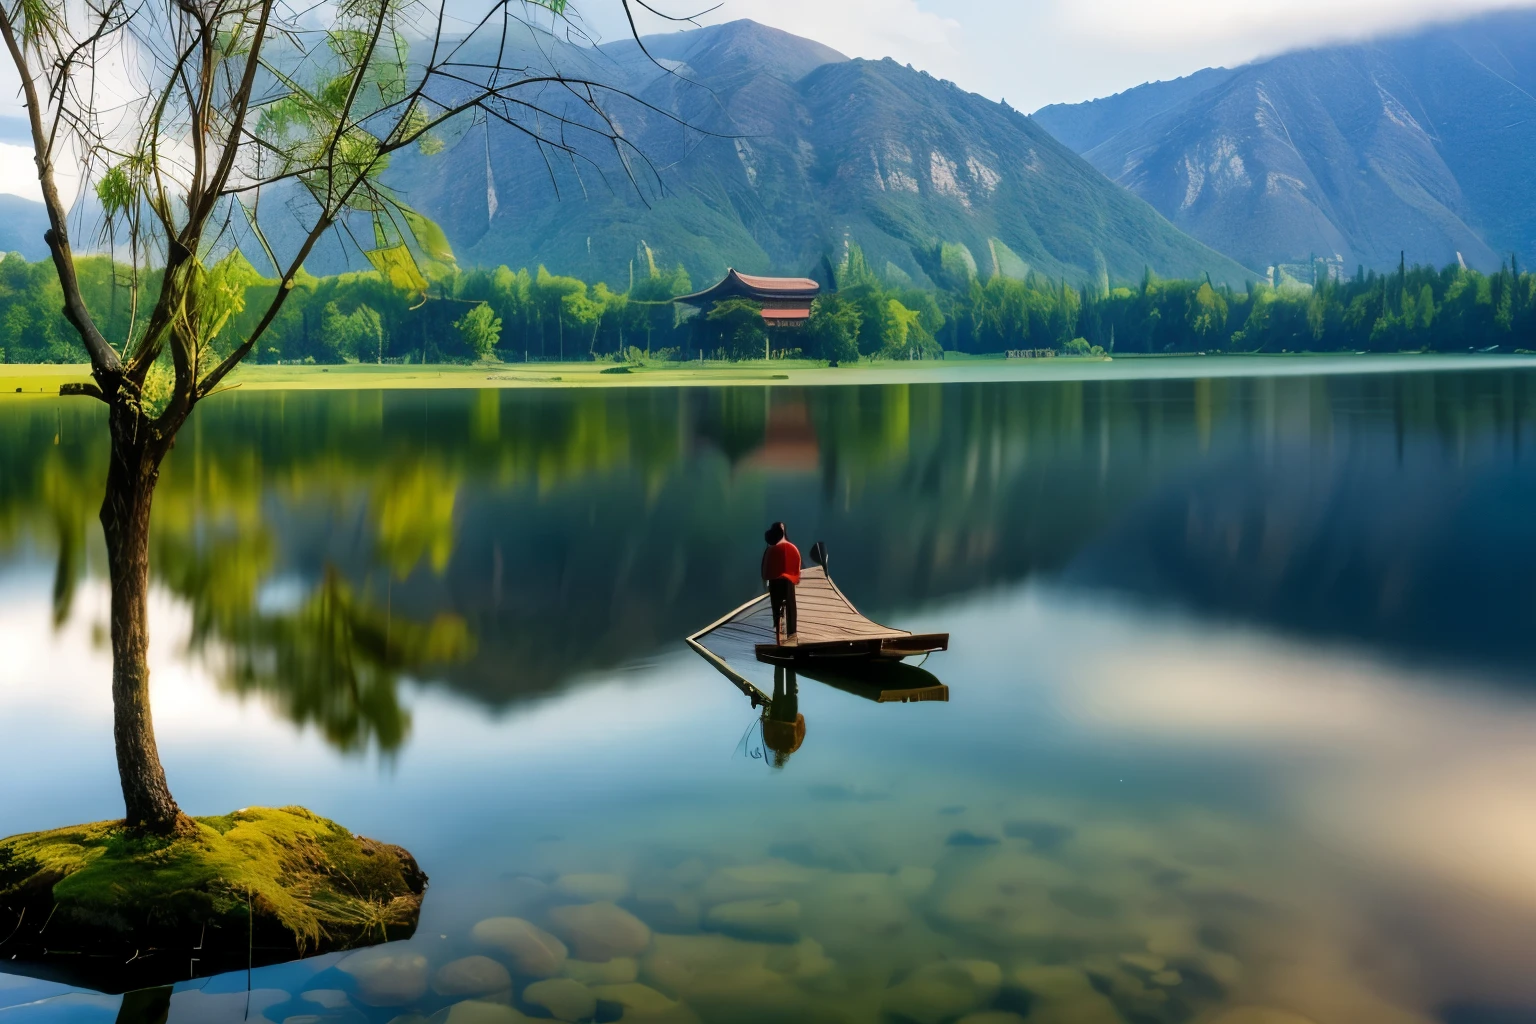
[761,521,801,645]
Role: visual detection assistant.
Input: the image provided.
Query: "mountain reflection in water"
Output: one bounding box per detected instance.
[7,371,1535,725]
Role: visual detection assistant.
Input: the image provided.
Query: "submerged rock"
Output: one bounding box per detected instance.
[1008,965,1123,1024]
[522,977,597,1021]
[555,873,629,903]
[591,981,701,1022]
[562,957,640,984]
[701,862,824,903]
[881,960,1002,1024]
[704,899,801,942]
[432,955,513,997]
[338,947,431,1007]
[547,902,652,961]
[0,807,427,993]
[429,1000,535,1024]
[1207,1010,1320,1024]
[470,917,568,978]
[626,888,704,933]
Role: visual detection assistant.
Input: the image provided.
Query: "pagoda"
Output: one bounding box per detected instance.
[675,269,820,328]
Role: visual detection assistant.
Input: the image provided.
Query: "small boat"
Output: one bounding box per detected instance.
[686,543,948,694]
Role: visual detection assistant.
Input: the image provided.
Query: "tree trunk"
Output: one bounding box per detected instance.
[101,409,182,832]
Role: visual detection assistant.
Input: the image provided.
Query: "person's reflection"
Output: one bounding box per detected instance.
[761,665,806,767]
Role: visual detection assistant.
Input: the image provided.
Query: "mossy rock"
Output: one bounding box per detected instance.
[0,806,426,992]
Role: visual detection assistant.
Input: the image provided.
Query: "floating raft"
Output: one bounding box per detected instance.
[687,566,949,697]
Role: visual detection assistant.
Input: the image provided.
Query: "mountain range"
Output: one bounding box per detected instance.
[1031,9,1536,273]
[383,19,1251,288]
[11,12,1536,286]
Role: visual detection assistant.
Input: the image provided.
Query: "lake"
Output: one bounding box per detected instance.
[2,370,1535,1024]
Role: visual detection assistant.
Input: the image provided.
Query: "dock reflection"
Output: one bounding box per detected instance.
[744,661,949,768]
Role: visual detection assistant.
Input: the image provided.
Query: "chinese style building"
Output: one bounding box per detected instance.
[675,269,820,328]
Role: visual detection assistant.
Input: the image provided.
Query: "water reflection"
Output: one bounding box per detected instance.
[745,663,949,769]
[4,372,1536,1020]
[8,372,1536,712]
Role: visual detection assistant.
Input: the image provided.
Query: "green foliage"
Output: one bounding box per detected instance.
[1,252,1531,367]
[806,295,862,364]
[454,303,501,361]
[704,298,769,360]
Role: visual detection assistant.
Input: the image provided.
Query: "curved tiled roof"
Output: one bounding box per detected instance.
[675,268,821,306]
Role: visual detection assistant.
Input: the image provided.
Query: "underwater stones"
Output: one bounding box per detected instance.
[956,1015,1028,1024]
[430,1000,535,1024]
[563,957,640,984]
[471,918,569,978]
[893,866,937,897]
[338,947,431,1007]
[299,989,353,1009]
[880,960,1002,1024]
[704,898,801,942]
[804,873,912,944]
[626,887,703,933]
[925,849,1074,946]
[591,982,700,1023]
[522,978,597,1022]
[701,861,823,903]
[433,956,514,998]
[555,873,630,903]
[1002,820,1073,853]
[548,902,652,961]
[1118,953,1165,974]
[642,934,772,995]
[765,938,836,982]
[945,831,1000,847]
[1008,965,1123,1024]
[676,966,811,1024]
[1207,1011,1319,1024]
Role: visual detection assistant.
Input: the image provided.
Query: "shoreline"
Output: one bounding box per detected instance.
[5,352,1536,395]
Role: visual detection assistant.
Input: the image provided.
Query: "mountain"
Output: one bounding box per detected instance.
[0,195,52,262]
[385,20,1253,288]
[1031,10,1536,273]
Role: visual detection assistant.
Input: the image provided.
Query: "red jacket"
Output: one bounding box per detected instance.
[761,540,802,585]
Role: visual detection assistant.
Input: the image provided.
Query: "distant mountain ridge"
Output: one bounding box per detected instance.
[386,19,1253,287]
[1031,9,1536,272]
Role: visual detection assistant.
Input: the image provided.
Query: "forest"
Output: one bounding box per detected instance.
[0,245,1532,365]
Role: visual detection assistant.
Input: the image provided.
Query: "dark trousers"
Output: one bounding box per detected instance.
[769,577,797,638]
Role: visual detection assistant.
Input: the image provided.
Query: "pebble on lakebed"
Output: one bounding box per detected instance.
[470,917,569,977]
[0,806,426,992]
[547,901,653,961]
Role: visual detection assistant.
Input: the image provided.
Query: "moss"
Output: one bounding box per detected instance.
[0,806,426,992]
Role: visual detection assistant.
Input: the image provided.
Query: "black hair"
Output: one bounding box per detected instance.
[764,522,786,545]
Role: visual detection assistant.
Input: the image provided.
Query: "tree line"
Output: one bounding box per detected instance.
[1,247,1532,365]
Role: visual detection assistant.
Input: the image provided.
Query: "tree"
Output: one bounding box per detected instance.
[705,298,768,360]
[3,0,657,832]
[806,295,861,364]
[455,303,503,362]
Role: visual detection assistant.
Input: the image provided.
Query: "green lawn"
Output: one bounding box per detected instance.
[5,352,1535,397]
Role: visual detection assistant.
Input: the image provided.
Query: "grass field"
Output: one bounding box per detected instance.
[5,352,1536,397]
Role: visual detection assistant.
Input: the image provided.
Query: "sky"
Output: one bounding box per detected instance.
[595,0,1536,110]
[0,0,1534,202]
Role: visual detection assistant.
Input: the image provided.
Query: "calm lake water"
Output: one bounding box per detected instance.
[3,371,1536,1024]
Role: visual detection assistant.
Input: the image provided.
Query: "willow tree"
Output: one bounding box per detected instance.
[0,0,667,832]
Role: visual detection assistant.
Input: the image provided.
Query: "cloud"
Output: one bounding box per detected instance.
[0,143,40,203]
[599,0,965,75]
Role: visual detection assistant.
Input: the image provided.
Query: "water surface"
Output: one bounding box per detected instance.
[2,374,1535,1023]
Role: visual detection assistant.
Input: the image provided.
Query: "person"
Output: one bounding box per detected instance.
[761,521,801,645]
